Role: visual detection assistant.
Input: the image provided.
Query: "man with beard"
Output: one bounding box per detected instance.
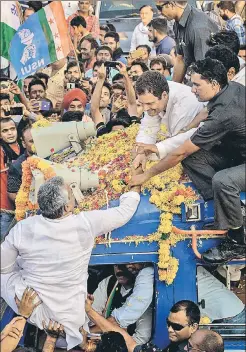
[78,36,99,72]
[90,264,153,345]
[148,18,175,55]
[217,1,245,46]
[104,32,127,65]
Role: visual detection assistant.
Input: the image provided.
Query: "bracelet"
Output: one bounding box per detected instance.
[44,328,60,339]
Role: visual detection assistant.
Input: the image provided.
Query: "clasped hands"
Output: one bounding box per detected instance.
[129,143,159,186]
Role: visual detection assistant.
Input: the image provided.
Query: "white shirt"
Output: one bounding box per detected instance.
[232,66,245,86]
[92,272,153,344]
[130,22,156,55]
[136,81,204,145]
[197,266,244,321]
[136,81,204,159]
[1,191,140,350]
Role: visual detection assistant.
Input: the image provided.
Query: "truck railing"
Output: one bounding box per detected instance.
[199,324,246,339]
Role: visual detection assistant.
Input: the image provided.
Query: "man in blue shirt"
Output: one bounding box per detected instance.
[148,18,176,55]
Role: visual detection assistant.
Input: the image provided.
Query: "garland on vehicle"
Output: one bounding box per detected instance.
[15,122,198,285]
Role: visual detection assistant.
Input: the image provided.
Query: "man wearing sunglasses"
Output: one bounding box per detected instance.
[156,1,218,84]
[185,330,224,352]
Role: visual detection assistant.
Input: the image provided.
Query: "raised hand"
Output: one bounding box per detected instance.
[97,64,107,81]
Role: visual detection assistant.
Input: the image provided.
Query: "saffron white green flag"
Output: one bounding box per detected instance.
[0,1,21,68]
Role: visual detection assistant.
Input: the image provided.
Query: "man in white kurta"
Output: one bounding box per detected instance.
[1,178,140,350]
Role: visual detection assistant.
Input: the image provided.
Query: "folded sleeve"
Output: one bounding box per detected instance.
[83,192,140,238]
[111,267,154,328]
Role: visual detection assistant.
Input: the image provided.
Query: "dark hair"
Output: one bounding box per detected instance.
[93,60,104,70]
[107,21,116,32]
[61,111,84,122]
[131,60,149,73]
[170,300,200,325]
[136,71,169,99]
[106,23,116,32]
[35,72,49,86]
[91,81,112,96]
[139,5,154,12]
[150,57,167,70]
[80,36,99,51]
[207,30,240,55]
[24,75,36,82]
[112,73,124,83]
[100,25,110,32]
[21,124,32,140]
[0,93,10,102]
[112,83,125,91]
[0,117,16,126]
[205,45,240,74]
[28,79,46,93]
[217,1,235,12]
[148,18,167,34]
[71,15,87,28]
[95,332,127,352]
[66,61,84,74]
[136,44,151,55]
[27,1,42,12]
[96,45,113,57]
[0,76,13,82]
[198,331,224,352]
[104,31,120,43]
[191,57,228,88]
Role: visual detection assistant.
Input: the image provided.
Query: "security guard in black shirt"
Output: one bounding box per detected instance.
[157,1,218,83]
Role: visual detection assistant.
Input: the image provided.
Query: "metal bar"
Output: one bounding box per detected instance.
[199,324,246,326]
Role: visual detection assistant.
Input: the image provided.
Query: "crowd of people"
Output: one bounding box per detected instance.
[0,1,245,352]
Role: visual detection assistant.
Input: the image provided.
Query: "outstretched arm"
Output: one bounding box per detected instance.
[86,296,137,352]
[117,62,137,117]
[91,64,106,126]
[130,139,200,186]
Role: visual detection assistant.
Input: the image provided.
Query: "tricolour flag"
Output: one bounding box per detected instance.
[9,1,70,79]
[0,1,21,67]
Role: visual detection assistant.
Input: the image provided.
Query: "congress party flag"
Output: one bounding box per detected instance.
[0,1,21,68]
[9,1,70,79]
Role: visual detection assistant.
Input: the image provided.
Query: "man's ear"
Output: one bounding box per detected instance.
[22,138,26,149]
[190,323,199,334]
[162,91,168,100]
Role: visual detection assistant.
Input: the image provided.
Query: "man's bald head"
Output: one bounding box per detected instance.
[188,330,224,352]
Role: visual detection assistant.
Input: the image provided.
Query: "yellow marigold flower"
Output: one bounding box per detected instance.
[200,316,211,324]
[173,195,185,205]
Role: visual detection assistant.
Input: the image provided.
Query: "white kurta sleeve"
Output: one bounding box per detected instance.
[1,223,20,274]
[156,128,198,159]
[83,191,140,238]
[136,114,162,144]
[111,267,154,328]
[92,276,111,314]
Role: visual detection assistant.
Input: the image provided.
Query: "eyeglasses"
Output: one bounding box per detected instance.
[187,341,206,352]
[166,318,190,331]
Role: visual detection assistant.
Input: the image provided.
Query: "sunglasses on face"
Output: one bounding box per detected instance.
[166,318,190,331]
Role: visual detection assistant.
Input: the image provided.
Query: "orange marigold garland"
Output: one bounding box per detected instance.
[15,158,56,221]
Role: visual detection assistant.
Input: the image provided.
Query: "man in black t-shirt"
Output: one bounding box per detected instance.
[130,57,246,264]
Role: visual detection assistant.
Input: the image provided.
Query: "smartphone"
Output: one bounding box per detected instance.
[9,106,23,115]
[67,82,76,89]
[0,81,11,90]
[129,48,145,60]
[40,101,51,111]
[104,61,119,69]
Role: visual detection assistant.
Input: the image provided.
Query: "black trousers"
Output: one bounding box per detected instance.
[182,149,246,230]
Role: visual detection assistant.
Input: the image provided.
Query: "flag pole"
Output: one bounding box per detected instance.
[69,36,83,78]
[15,1,24,24]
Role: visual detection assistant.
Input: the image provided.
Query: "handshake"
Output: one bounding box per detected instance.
[129,143,159,188]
